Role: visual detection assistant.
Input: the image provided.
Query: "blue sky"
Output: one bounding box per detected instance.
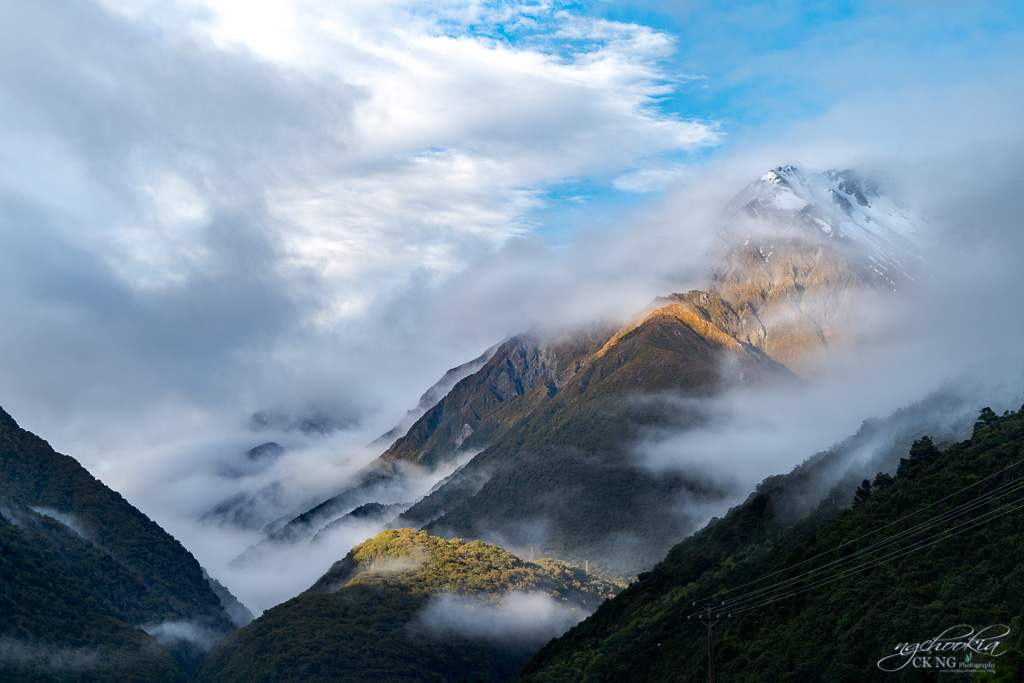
[477,1,1024,237]
[586,0,1024,127]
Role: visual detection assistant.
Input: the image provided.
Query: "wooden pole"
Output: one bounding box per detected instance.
[688,602,730,683]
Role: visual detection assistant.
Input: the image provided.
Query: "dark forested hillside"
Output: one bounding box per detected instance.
[0,406,243,680]
[520,404,1024,682]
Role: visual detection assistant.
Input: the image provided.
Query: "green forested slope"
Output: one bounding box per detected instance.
[0,406,238,679]
[0,508,186,682]
[520,405,1024,682]
[199,529,618,683]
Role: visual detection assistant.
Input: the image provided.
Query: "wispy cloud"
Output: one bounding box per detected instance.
[0,638,104,673]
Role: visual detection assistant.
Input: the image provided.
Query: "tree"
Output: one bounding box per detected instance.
[898,437,940,477]
[872,472,894,490]
[909,436,940,461]
[974,407,1000,437]
[852,479,873,507]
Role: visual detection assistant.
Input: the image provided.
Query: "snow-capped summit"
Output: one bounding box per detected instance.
[727,165,923,290]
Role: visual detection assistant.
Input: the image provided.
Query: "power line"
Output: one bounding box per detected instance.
[716,486,1024,614]
[717,474,1024,612]
[692,456,1024,610]
[700,456,1024,606]
[674,447,1024,682]
[727,495,1024,615]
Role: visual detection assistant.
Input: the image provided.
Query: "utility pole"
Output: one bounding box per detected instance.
[687,601,731,683]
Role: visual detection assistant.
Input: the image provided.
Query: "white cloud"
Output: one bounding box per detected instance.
[0,0,715,461]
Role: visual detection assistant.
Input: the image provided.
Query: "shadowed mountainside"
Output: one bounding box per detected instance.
[520,403,1024,682]
[0,406,248,680]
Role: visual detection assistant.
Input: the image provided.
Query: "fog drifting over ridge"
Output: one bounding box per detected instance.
[1,1,1023,613]
[178,134,1024,612]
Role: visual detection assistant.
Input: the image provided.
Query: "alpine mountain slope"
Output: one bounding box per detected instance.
[237,166,925,578]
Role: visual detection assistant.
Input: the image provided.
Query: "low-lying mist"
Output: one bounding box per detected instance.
[0,638,103,674]
[415,591,593,649]
[144,429,483,613]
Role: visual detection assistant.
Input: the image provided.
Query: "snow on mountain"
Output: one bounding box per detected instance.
[729,165,924,290]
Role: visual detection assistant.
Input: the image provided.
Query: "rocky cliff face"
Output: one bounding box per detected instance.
[367,344,499,452]
[705,242,867,372]
[380,327,615,469]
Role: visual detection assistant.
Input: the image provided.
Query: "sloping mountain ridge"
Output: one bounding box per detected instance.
[379,328,617,469]
[397,294,795,574]
[233,326,617,560]
[368,342,502,456]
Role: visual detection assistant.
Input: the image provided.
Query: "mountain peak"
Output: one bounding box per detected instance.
[727,164,924,290]
[759,164,800,184]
